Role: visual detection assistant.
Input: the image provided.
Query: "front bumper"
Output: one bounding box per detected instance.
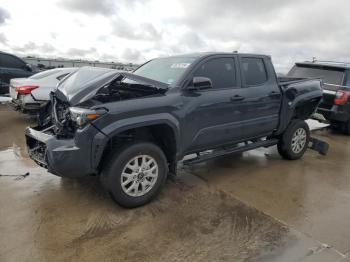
[25,127,96,178]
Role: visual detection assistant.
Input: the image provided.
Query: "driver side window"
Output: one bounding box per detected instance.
[193,58,237,89]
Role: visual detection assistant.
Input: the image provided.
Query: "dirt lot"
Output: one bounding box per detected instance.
[1,103,350,262]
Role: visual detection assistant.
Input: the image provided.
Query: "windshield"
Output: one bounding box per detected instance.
[133,57,196,85]
[29,69,60,80]
[288,65,345,85]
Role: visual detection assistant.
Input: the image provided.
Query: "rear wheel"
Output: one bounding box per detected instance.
[277,120,310,160]
[101,142,168,208]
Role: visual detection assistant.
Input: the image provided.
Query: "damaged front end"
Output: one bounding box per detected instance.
[25,67,167,177]
[25,93,98,176]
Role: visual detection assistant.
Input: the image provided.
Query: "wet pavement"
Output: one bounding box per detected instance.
[1,103,350,262]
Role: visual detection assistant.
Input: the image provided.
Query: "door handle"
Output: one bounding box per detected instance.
[230,95,245,102]
[268,91,280,97]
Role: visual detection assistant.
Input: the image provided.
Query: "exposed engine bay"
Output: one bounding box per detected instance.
[37,76,166,138]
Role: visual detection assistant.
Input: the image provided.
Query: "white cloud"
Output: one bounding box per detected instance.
[59,0,116,15]
[0,0,349,71]
[0,7,10,24]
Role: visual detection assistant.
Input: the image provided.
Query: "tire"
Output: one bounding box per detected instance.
[101,142,168,208]
[277,120,310,160]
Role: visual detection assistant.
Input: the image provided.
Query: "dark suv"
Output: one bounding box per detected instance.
[288,61,350,134]
[0,51,35,94]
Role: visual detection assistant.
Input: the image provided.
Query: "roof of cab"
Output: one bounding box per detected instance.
[0,50,21,56]
[164,52,271,59]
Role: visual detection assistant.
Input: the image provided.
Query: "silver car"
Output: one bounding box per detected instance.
[10,68,77,114]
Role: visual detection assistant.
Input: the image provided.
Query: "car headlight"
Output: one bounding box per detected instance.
[69,107,107,128]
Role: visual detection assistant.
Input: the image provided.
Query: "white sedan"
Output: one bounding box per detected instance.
[10,68,77,114]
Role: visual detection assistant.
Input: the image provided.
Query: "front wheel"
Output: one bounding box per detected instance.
[101,142,168,208]
[277,120,310,160]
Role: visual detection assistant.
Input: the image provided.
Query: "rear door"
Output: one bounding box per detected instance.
[236,56,281,138]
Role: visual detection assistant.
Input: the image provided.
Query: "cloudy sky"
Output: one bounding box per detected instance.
[0,0,349,72]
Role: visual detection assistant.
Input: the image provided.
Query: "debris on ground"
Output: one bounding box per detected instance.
[0,172,30,180]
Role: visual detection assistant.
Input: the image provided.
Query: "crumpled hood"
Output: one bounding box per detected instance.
[55,66,168,106]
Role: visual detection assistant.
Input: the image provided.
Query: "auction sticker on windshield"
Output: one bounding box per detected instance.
[171,63,191,69]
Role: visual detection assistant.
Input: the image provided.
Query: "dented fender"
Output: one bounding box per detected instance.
[25,125,100,177]
[90,113,180,169]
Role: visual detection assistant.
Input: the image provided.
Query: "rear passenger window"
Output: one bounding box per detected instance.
[241,57,267,86]
[0,54,26,69]
[194,58,237,89]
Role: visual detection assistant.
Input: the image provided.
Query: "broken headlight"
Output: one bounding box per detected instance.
[69,107,107,128]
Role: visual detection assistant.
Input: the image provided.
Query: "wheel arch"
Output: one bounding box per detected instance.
[92,114,180,174]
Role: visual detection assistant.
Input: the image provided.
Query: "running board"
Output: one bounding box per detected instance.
[183,139,279,165]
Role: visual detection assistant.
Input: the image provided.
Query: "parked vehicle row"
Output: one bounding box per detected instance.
[24,52,325,207]
[5,50,350,138]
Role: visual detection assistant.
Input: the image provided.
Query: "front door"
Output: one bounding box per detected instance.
[183,56,249,153]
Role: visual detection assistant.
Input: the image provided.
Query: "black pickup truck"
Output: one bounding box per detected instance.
[288,61,350,134]
[25,53,323,207]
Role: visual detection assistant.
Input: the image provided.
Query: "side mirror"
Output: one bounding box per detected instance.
[188,77,213,91]
[286,88,297,100]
